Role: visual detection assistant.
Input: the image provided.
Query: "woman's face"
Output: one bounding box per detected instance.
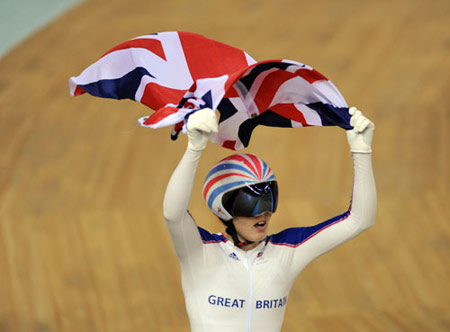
[232,212,272,244]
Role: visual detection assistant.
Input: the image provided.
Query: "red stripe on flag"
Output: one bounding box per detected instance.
[74,85,86,96]
[295,68,328,84]
[179,32,249,80]
[254,70,296,114]
[101,38,167,61]
[223,67,251,96]
[173,121,183,132]
[224,86,240,98]
[223,140,237,150]
[270,104,308,126]
[141,83,187,110]
[143,106,179,125]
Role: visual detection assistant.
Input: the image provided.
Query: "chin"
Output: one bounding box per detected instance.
[254,232,268,242]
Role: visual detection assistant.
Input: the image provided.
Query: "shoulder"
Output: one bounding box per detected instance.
[197,227,229,244]
[269,211,351,247]
[268,227,309,247]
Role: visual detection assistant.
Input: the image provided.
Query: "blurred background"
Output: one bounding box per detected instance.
[0,0,449,331]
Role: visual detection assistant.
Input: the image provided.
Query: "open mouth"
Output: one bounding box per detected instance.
[254,220,267,230]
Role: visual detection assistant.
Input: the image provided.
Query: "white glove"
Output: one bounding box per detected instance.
[346,107,375,153]
[187,108,218,151]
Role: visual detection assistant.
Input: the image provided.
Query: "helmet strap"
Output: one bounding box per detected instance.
[224,221,254,248]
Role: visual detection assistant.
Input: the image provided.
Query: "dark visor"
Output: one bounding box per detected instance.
[222,181,278,218]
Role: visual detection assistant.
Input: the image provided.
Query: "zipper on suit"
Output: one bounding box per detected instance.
[246,251,252,332]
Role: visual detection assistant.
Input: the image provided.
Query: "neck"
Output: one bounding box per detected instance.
[223,220,260,250]
[239,241,260,251]
[223,232,259,250]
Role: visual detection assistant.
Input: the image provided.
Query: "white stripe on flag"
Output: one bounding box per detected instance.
[312,80,348,108]
[295,104,323,126]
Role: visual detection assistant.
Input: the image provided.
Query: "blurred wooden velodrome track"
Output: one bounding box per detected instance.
[0,0,449,331]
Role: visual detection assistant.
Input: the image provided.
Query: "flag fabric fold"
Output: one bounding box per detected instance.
[69,31,351,150]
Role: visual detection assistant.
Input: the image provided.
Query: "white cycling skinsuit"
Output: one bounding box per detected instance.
[163,146,376,331]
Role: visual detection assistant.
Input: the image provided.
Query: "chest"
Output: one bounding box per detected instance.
[181,242,294,326]
[199,243,294,296]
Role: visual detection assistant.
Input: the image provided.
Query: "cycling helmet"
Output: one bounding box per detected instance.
[202,153,278,222]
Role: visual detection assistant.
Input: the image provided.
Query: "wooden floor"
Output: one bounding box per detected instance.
[1,0,449,330]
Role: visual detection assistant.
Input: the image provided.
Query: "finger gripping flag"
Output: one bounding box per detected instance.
[69,31,351,150]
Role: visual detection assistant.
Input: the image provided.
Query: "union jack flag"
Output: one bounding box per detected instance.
[69,31,351,150]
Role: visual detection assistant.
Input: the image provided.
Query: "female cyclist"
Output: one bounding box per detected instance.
[163,107,376,332]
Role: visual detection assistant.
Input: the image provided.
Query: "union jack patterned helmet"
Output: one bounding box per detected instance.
[202,153,278,221]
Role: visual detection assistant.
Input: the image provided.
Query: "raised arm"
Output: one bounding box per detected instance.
[344,107,377,232]
[163,109,218,261]
[279,107,377,270]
